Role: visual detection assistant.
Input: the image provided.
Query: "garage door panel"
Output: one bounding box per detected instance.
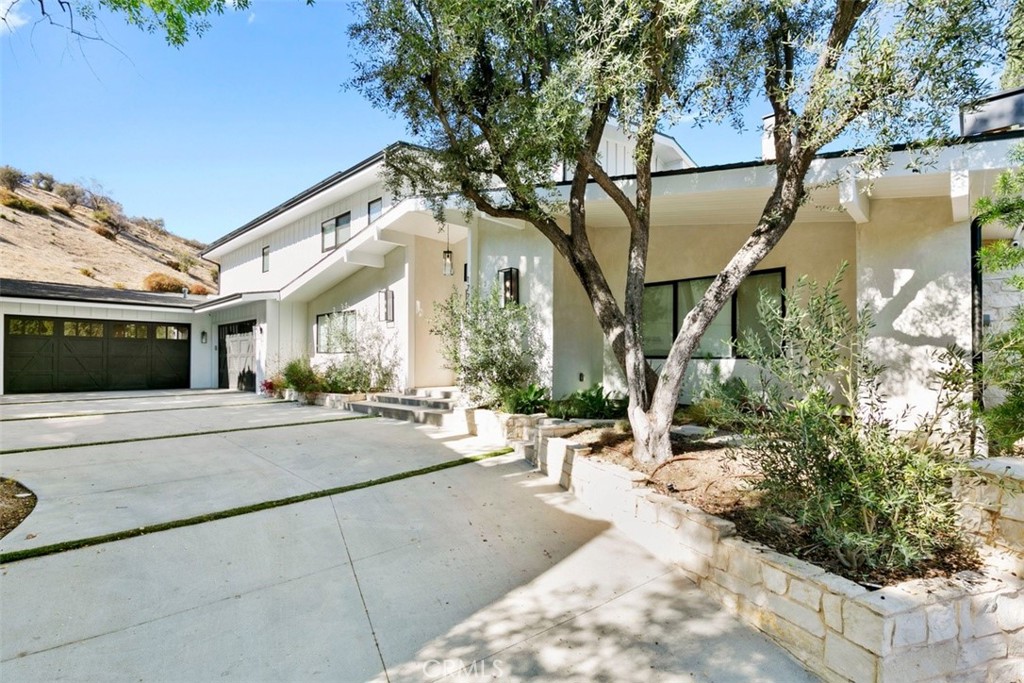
[4,316,190,394]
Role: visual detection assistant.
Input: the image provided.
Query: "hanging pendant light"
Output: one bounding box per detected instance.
[442,225,454,276]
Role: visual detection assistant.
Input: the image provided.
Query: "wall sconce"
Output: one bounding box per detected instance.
[379,288,395,323]
[200,330,208,344]
[442,225,454,276]
[498,267,519,307]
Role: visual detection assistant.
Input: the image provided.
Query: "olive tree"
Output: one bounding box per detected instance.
[350,0,1010,464]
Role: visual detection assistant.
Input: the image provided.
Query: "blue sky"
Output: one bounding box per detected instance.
[5,2,782,244]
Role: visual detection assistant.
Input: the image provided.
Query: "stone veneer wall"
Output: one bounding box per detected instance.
[513,421,1024,683]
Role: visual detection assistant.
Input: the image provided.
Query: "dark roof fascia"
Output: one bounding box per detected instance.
[203,144,409,256]
[192,291,278,312]
[553,128,1024,187]
[0,279,200,310]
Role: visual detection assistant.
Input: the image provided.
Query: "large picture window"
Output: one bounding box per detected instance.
[321,212,351,251]
[316,311,356,353]
[642,269,784,359]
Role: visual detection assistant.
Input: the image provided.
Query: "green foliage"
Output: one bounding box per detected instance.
[54,183,86,209]
[31,172,55,191]
[1002,0,1024,89]
[500,383,549,414]
[173,249,197,274]
[430,285,545,405]
[0,192,49,216]
[975,143,1024,455]
[282,357,322,394]
[702,268,975,574]
[548,385,627,420]
[0,166,25,192]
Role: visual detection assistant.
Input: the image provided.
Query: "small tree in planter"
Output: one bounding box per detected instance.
[431,284,545,406]
[704,267,978,578]
[322,309,401,393]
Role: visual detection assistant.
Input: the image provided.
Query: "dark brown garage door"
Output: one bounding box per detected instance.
[3,315,191,394]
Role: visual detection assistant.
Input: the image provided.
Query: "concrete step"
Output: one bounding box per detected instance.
[404,386,459,400]
[371,392,456,410]
[347,400,450,427]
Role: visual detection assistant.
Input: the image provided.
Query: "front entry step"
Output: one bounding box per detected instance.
[346,388,463,429]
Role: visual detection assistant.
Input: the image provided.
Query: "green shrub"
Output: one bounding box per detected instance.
[142,272,185,292]
[500,383,548,414]
[54,183,86,208]
[172,250,197,274]
[548,384,627,420]
[703,268,975,575]
[430,284,545,405]
[282,357,322,394]
[51,205,73,218]
[0,191,49,216]
[0,166,25,191]
[320,309,400,392]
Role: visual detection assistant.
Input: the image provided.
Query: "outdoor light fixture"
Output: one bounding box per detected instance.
[442,225,454,276]
[498,267,519,307]
[379,288,395,323]
[200,330,208,344]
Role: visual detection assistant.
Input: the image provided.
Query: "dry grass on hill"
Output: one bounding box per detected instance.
[0,184,217,294]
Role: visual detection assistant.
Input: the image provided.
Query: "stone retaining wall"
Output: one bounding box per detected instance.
[962,458,1024,576]
[526,430,1024,683]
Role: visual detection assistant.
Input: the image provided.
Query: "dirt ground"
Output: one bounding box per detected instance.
[0,478,37,540]
[569,427,979,587]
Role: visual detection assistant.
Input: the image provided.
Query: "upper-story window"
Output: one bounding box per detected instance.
[642,269,784,359]
[262,246,270,272]
[368,197,383,224]
[321,212,351,252]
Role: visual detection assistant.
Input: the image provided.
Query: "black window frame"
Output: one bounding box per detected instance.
[321,212,351,252]
[261,245,270,273]
[642,267,786,360]
[367,197,383,224]
[316,310,356,353]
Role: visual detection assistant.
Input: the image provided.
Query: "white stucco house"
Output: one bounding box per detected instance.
[2,89,1022,420]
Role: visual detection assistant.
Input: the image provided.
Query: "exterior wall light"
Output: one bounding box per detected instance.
[379,288,395,323]
[200,330,208,344]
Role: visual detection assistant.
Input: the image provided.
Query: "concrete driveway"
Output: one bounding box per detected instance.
[0,390,816,682]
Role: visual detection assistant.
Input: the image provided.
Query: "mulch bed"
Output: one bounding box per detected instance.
[0,478,36,540]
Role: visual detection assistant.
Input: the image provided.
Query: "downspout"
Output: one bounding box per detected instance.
[971,217,984,454]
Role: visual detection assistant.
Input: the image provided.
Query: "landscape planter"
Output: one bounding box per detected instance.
[281,389,365,408]
[526,438,1023,683]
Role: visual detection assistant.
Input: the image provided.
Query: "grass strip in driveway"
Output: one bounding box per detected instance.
[0,415,376,455]
[0,400,289,422]
[0,447,513,564]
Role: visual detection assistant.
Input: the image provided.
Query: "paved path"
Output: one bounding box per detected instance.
[0,390,817,682]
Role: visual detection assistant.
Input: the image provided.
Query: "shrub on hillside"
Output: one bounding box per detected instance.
[0,166,26,191]
[1,191,49,216]
[54,183,86,208]
[142,272,186,293]
[173,250,197,274]
[189,284,212,296]
[91,225,116,240]
[132,216,166,234]
[51,205,73,218]
[31,172,55,191]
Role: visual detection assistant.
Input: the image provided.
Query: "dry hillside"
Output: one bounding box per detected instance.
[0,183,218,294]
